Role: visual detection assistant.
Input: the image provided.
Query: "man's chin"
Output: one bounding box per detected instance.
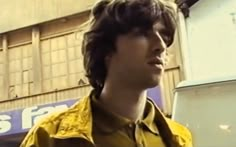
[145,79,161,89]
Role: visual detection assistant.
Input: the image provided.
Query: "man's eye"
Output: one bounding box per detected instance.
[162,34,170,42]
[133,31,149,37]
[161,33,172,46]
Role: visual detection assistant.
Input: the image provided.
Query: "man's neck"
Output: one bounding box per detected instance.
[99,84,147,122]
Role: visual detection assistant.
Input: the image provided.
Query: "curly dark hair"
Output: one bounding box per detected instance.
[82,0,177,97]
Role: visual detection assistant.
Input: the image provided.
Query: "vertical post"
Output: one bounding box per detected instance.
[177,11,193,80]
[230,12,236,24]
[32,27,42,94]
[2,35,9,99]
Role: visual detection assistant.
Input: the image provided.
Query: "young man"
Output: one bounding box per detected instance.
[20,0,192,147]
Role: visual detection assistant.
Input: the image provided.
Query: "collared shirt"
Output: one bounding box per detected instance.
[91,97,165,147]
[20,94,192,147]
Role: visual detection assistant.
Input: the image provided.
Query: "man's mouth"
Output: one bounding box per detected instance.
[147,57,164,65]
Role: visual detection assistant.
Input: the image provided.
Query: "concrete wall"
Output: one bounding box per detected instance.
[183,0,236,80]
[0,12,90,101]
[0,0,96,33]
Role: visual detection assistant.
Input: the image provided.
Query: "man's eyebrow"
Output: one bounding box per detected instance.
[129,28,149,34]
[153,23,170,35]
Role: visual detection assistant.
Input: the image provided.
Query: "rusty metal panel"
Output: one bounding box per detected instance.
[8,28,32,47]
[40,12,89,39]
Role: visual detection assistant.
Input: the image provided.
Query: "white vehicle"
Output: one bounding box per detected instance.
[172,76,236,147]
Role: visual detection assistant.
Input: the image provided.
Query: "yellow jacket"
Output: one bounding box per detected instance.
[20,95,192,147]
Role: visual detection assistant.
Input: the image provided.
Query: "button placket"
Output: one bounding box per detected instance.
[129,123,133,128]
[135,122,145,147]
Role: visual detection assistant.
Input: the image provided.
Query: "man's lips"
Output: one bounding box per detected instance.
[147,57,164,65]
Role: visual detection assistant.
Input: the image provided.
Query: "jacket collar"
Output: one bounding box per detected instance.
[52,95,189,147]
[53,95,94,144]
[91,95,159,135]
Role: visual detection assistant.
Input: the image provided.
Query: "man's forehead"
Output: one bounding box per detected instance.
[130,20,167,33]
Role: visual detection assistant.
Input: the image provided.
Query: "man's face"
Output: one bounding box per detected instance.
[107,21,170,89]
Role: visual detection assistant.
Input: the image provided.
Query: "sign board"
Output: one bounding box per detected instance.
[0,99,77,137]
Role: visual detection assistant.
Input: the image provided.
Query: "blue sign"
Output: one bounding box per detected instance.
[0,99,77,137]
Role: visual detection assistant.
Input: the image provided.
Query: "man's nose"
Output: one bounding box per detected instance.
[150,31,167,53]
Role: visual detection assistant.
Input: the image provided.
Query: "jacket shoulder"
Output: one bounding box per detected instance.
[20,106,71,147]
[166,118,193,146]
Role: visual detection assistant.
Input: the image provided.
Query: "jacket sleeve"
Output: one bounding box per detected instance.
[20,126,54,147]
[183,125,193,147]
[165,118,193,147]
[20,127,94,147]
[177,125,193,147]
[185,141,193,147]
